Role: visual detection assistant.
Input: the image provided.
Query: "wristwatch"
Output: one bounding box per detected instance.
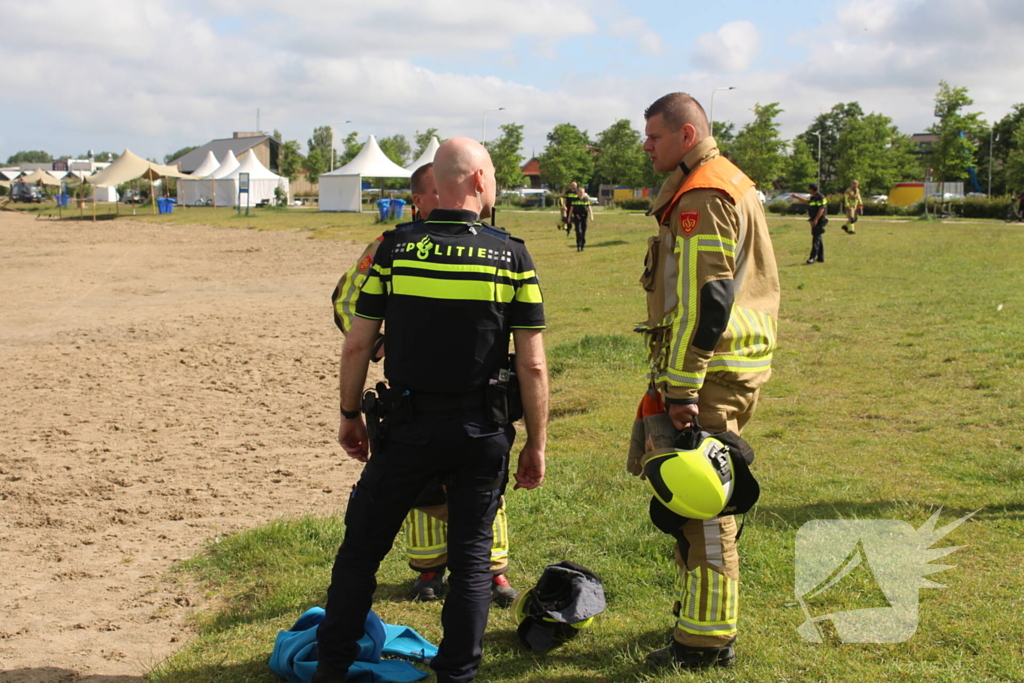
[340,406,361,419]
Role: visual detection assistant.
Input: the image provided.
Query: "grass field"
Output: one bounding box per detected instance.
[37,204,1021,682]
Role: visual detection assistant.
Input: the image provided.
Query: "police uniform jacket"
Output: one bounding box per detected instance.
[351,209,545,394]
[641,136,780,404]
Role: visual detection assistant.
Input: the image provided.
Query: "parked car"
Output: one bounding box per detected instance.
[869,194,888,203]
[11,183,43,203]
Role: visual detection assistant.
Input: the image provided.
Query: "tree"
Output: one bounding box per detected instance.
[6,150,52,164]
[308,125,336,171]
[798,102,864,193]
[538,123,592,190]
[414,128,445,158]
[782,138,818,190]
[593,119,647,188]
[834,113,919,195]
[277,139,304,183]
[305,149,327,184]
[927,81,985,183]
[338,131,361,167]
[1003,121,1024,195]
[486,123,525,190]
[712,121,736,157]
[730,103,786,189]
[164,146,198,164]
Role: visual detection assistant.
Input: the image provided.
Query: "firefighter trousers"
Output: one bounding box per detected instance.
[672,379,760,648]
[405,498,509,574]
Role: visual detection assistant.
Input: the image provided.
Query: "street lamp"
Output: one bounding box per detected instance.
[708,86,736,131]
[330,120,353,173]
[810,130,822,187]
[481,107,505,144]
[987,124,994,198]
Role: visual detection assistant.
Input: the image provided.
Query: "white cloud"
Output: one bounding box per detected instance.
[607,15,664,56]
[691,21,761,73]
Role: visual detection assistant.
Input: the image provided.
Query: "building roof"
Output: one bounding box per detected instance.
[171,135,279,174]
[522,157,541,176]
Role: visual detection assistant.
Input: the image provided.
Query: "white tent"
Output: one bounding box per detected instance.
[212,150,289,208]
[191,151,221,178]
[178,151,223,206]
[406,136,440,172]
[319,135,411,212]
[179,150,239,207]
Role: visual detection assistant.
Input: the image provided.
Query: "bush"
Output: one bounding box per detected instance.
[274,186,287,207]
[616,197,653,211]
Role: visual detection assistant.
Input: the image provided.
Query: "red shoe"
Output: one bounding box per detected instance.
[491,573,518,607]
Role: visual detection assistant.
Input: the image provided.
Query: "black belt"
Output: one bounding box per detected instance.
[411,388,486,413]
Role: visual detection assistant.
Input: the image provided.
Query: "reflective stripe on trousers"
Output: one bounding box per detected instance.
[406,501,509,572]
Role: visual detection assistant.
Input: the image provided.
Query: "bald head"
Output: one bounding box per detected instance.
[644,92,710,138]
[433,137,496,218]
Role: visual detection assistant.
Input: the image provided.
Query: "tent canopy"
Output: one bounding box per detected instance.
[210,150,240,179]
[406,137,440,172]
[323,135,411,179]
[19,170,62,186]
[86,149,186,187]
[190,151,221,178]
[222,150,282,180]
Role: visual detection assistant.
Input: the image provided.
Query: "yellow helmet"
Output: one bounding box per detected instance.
[511,561,605,653]
[643,420,760,522]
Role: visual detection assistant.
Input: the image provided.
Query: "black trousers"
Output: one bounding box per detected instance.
[809,226,825,262]
[572,214,588,250]
[316,409,513,683]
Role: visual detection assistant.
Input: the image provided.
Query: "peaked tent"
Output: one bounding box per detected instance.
[319,135,411,212]
[406,137,440,172]
[180,150,239,207]
[212,150,289,207]
[210,150,240,179]
[191,151,221,178]
[178,151,224,206]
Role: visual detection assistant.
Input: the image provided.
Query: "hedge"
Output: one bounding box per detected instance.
[766,195,1016,219]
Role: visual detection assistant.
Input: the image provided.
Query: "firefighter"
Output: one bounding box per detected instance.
[636,92,780,669]
[331,162,518,608]
[314,138,548,683]
[842,179,862,234]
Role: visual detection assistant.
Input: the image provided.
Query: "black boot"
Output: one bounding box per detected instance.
[646,638,736,669]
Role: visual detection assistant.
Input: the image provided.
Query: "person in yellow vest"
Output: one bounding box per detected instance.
[842,180,862,234]
[331,162,518,608]
[635,92,780,669]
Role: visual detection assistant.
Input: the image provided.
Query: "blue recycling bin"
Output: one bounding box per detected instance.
[56,193,69,207]
[166,198,176,213]
[157,198,169,214]
[389,198,406,219]
[376,199,391,221]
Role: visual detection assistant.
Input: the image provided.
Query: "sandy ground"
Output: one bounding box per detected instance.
[0,211,370,682]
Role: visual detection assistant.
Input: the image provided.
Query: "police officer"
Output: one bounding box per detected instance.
[331,162,519,608]
[314,138,549,683]
[637,92,780,669]
[569,186,595,252]
[560,181,578,233]
[793,183,828,263]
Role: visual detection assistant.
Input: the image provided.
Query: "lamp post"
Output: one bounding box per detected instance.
[481,107,505,144]
[810,130,822,187]
[988,124,994,198]
[330,120,353,173]
[708,86,736,132]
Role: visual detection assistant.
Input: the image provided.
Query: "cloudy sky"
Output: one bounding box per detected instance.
[2,0,1022,163]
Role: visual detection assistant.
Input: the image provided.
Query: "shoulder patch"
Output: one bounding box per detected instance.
[679,210,700,236]
[357,253,373,271]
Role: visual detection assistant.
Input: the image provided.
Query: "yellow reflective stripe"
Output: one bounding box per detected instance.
[668,239,699,376]
[405,510,446,559]
[361,273,384,296]
[498,268,536,281]
[676,568,738,635]
[392,275,514,302]
[659,368,705,387]
[696,236,736,257]
[490,506,509,562]
[393,259,494,275]
[514,283,543,303]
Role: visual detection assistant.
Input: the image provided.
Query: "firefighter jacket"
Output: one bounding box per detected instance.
[641,136,780,404]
